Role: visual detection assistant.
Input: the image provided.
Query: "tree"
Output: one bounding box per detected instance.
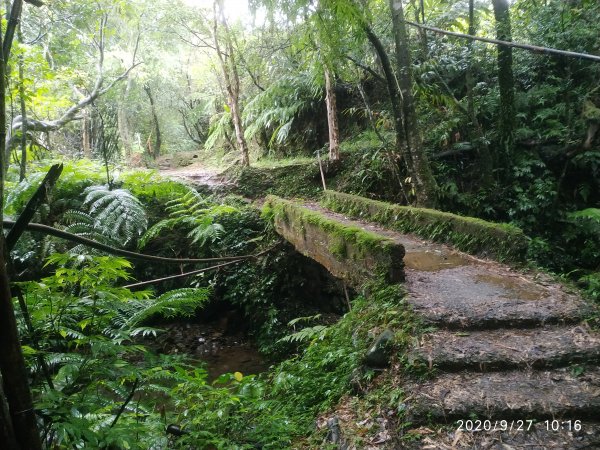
[388,0,438,206]
[492,0,515,156]
[213,0,250,166]
[466,0,494,185]
[5,9,141,171]
[324,65,340,161]
[144,83,162,159]
[0,2,43,448]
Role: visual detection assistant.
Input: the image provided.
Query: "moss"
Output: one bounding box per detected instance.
[263,195,405,286]
[321,190,529,263]
[264,195,397,258]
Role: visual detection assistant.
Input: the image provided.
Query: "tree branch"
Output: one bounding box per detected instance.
[5,19,142,157]
[405,20,600,63]
[345,55,385,83]
[1,220,278,265]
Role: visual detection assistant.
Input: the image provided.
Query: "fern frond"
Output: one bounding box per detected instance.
[138,218,182,249]
[568,208,600,223]
[79,186,148,245]
[140,191,238,251]
[120,288,211,329]
[277,325,328,345]
[187,222,224,246]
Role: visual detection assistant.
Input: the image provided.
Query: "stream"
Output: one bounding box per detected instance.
[147,318,269,381]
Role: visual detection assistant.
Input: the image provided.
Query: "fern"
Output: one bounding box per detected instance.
[62,185,148,250]
[139,191,237,249]
[117,288,212,330]
[243,71,322,147]
[4,172,46,217]
[277,325,328,344]
[205,109,233,150]
[569,208,600,223]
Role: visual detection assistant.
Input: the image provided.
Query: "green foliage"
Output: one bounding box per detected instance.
[63,185,148,250]
[569,208,600,223]
[243,71,322,151]
[139,189,237,250]
[120,170,192,204]
[116,288,211,330]
[278,315,328,345]
[4,171,47,218]
[205,109,233,151]
[579,272,600,305]
[20,253,213,448]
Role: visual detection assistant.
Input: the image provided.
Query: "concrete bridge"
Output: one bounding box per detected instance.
[263,191,600,447]
[263,190,529,289]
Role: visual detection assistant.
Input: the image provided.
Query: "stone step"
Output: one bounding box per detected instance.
[411,326,600,371]
[406,266,590,330]
[402,421,600,450]
[406,367,600,423]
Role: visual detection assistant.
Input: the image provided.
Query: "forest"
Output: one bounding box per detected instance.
[0,0,599,448]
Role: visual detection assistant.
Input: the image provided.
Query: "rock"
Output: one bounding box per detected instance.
[364,329,395,368]
[326,416,342,444]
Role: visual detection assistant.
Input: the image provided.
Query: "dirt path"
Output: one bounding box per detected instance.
[160,164,227,189]
[304,202,600,449]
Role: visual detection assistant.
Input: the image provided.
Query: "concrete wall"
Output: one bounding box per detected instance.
[263,196,405,288]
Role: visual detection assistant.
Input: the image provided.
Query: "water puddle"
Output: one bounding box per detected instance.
[146,320,268,381]
[474,274,548,301]
[199,345,269,380]
[404,250,471,271]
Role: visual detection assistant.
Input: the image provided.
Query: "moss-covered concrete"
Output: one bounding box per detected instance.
[321,190,529,263]
[262,195,405,287]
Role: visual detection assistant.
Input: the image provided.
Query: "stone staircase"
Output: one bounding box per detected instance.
[313,203,600,449]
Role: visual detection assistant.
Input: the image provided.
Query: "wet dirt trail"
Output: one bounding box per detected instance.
[303,202,600,449]
[160,165,228,190]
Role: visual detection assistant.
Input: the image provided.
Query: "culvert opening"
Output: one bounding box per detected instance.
[143,244,354,380]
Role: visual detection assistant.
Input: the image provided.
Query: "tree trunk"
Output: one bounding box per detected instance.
[492,0,515,155]
[363,26,412,174]
[143,84,161,159]
[18,35,27,181]
[82,108,91,158]
[0,247,42,450]
[467,0,494,185]
[214,0,250,166]
[0,373,18,450]
[0,17,42,450]
[324,66,340,161]
[388,0,438,207]
[117,78,133,158]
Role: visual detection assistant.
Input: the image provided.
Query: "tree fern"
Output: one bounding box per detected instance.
[62,185,148,250]
[243,71,322,147]
[139,190,237,250]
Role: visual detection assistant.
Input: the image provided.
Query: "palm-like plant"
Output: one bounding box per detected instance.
[139,189,237,250]
[64,185,148,251]
[243,71,322,147]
